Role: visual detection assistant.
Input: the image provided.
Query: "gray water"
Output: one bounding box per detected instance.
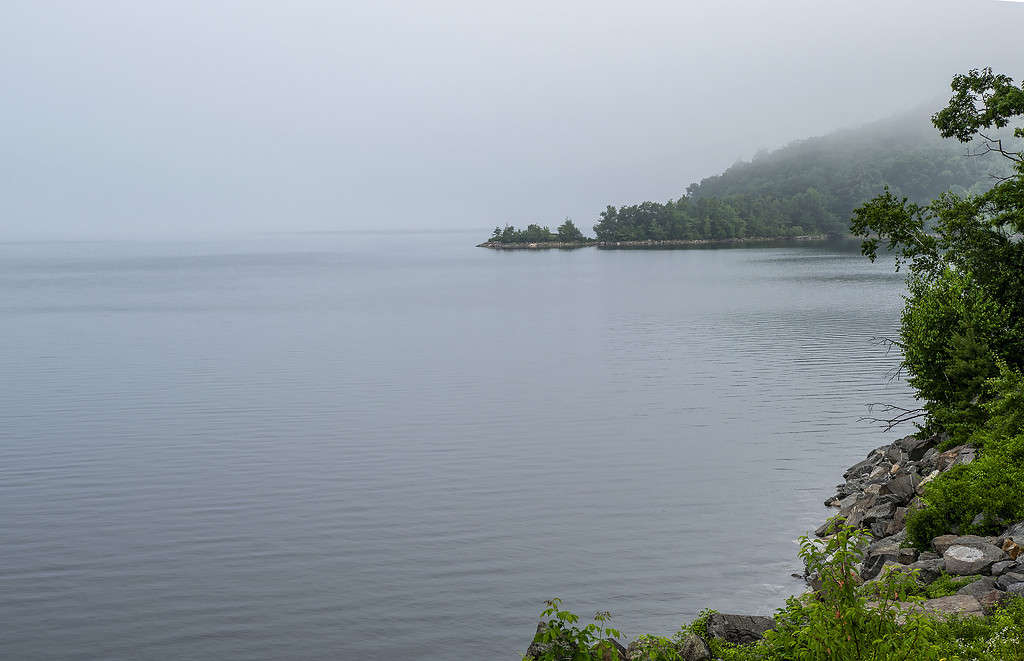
[0,232,915,660]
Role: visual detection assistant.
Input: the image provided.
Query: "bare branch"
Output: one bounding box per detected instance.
[859,403,928,432]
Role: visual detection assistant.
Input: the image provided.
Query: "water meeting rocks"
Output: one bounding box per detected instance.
[822,434,948,543]
[526,433,1024,654]
[810,432,1024,621]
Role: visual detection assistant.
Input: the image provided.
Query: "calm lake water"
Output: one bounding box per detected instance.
[0,232,915,660]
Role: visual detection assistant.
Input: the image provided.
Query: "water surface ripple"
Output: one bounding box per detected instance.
[0,233,914,660]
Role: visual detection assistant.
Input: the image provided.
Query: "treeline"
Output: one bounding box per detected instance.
[487,219,592,244]
[593,109,1013,241]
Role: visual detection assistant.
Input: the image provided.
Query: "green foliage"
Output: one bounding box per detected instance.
[898,268,1005,444]
[624,634,685,660]
[859,567,980,602]
[922,573,981,600]
[488,220,593,244]
[971,363,1024,448]
[932,67,1024,143]
[853,68,1024,448]
[591,110,1008,242]
[524,598,622,661]
[906,363,1024,549]
[557,219,586,242]
[927,595,1024,660]
[906,506,951,552]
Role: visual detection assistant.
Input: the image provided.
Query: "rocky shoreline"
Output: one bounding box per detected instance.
[813,432,1023,610]
[476,240,596,249]
[525,432,1024,660]
[479,235,830,250]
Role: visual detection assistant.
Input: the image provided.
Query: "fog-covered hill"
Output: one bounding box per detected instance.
[592,109,1015,241]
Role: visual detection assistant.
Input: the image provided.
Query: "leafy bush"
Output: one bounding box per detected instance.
[859,567,980,602]
[899,268,1004,445]
[924,596,1024,660]
[906,363,1024,548]
[624,634,685,660]
[740,522,939,660]
[524,598,622,661]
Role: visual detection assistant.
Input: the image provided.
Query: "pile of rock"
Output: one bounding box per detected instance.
[818,432,976,541]
[817,432,1024,616]
[863,528,1024,617]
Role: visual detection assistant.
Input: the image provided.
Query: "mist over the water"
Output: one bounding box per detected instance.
[2,0,1023,239]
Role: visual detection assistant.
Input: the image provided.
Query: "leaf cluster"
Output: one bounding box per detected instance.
[524,598,622,661]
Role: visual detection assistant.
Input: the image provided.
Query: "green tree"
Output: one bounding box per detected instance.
[556,218,585,242]
[851,67,1024,441]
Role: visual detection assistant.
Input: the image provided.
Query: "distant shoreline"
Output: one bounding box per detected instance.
[477,234,834,250]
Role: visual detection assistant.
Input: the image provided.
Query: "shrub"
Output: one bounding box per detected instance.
[906,363,1024,549]
[899,268,1005,445]
[524,598,622,661]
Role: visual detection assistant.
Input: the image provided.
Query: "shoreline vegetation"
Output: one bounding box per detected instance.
[477,234,830,249]
[522,68,1024,660]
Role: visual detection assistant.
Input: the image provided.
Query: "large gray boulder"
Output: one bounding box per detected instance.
[956,576,996,598]
[932,534,959,555]
[897,547,919,565]
[845,455,882,480]
[1003,521,1024,543]
[919,594,984,618]
[979,589,1008,614]
[862,502,896,526]
[996,571,1024,591]
[883,474,919,504]
[861,534,908,580]
[905,558,944,584]
[934,534,993,555]
[678,635,711,661]
[706,613,775,645]
[918,447,939,472]
[894,434,936,461]
[944,544,1008,575]
[991,560,1017,576]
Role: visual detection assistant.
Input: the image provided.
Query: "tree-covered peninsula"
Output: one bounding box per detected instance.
[479,219,595,247]
[483,107,1014,248]
[592,109,1013,242]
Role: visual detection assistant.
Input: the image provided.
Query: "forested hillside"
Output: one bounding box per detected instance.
[592,109,1015,242]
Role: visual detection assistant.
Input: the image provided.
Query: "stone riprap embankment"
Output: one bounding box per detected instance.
[475,241,595,249]
[815,432,1024,617]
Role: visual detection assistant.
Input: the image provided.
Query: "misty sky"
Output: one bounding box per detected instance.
[2,0,1022,239]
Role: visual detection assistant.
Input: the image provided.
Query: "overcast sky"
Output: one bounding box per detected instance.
[2,0,1022,239]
